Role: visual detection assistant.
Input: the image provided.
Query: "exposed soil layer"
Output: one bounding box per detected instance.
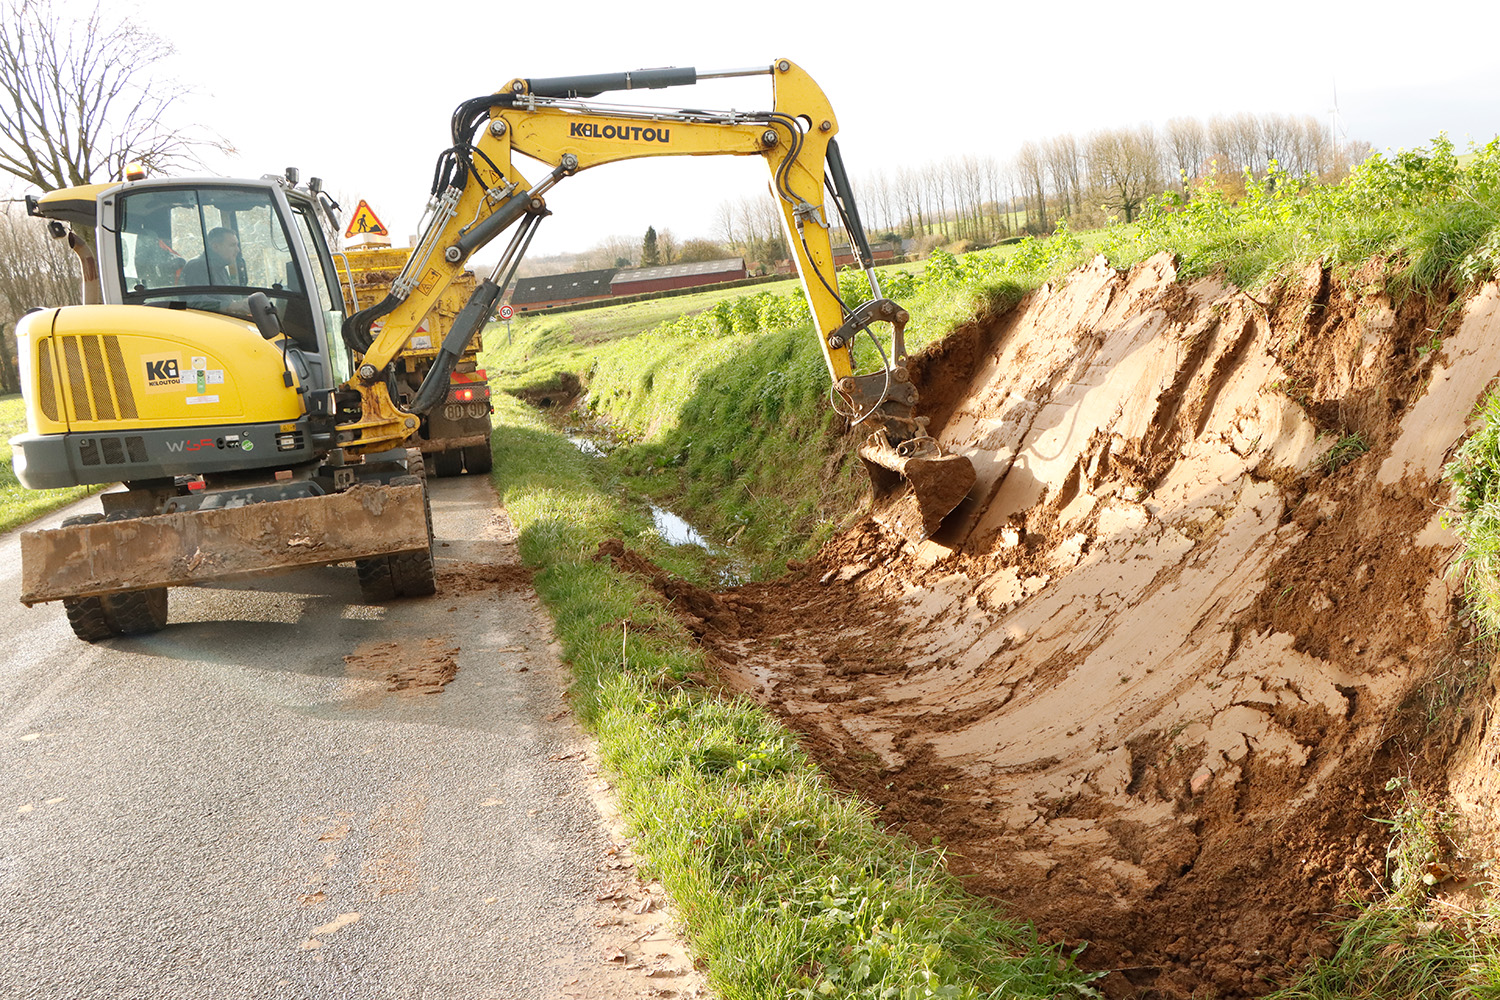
[605,255,1500,998]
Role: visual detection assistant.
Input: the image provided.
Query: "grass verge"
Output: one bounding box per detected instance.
[488,392,1102,1000]
[0,394,98,533]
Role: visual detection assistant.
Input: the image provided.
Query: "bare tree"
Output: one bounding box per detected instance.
[0,0,228,191]
[1044,134,1082,216]
[1209,112,1262,174]
[655,227,680,264]
[1164,117,1206,190]
[712,200,738,249]
[1086,125,1162,223]
[0,204,77,390]
[1014,140,1049,234]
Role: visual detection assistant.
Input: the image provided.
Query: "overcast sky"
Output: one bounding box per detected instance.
[59,0,1500,258]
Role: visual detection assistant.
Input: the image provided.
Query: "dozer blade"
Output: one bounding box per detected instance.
[20,485,429,605]
[859,437,976,543]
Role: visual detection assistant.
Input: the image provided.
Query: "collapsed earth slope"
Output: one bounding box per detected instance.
[667,254,1500,997]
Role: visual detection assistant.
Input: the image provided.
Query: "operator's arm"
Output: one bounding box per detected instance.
[340,60,916,459]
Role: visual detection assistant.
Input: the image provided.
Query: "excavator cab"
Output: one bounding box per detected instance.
[100,179,351,389]
[14,176,356,490]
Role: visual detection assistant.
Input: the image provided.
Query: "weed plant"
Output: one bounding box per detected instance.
[487,394,1102,1000]
[1102,135,1500,294]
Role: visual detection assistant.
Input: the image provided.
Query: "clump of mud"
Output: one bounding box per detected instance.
[438,561,535,597]
[594,540,761,638]
[345,638,461,694]
[609,255,1500,998]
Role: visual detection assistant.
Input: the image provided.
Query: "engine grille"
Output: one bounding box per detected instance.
[78,435,148,467]
[53,334,138,423]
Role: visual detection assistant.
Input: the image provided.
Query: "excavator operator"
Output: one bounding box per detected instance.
[181,227,243,286]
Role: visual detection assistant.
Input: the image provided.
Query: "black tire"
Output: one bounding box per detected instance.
[63,595,114,642]
[356,555,397,602]
[57,514,168,640]
[431,449,462,478]
[405,447,427,481]
[388,475,437,597]
[60,515,111,641]
[102,587,169,635]
[462,439,492,475]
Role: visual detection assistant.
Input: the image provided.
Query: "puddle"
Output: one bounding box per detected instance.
[568,436,607,457]
[567,433,745,585]
[652,506,708,548]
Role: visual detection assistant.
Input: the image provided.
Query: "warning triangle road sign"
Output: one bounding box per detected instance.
[345,199,389,238]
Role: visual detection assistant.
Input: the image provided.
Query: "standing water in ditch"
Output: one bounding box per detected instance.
[566,430,744,585]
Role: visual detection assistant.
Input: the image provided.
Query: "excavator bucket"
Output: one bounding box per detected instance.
[19,485,429,605]
[858,435,976,543]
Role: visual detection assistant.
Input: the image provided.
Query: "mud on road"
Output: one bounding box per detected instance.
[607,255,1500,998]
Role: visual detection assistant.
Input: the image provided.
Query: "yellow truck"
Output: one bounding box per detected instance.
[335,246,492,476]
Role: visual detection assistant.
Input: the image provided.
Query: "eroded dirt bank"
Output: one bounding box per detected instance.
[622,254,1500,998]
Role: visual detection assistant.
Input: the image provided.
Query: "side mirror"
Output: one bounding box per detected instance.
[248,291,283,341]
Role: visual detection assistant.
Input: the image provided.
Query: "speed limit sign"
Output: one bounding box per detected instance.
[498,304,514,320]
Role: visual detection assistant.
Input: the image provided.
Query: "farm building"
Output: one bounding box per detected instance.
[510,268,618,311]
[831,240,900,267]
[610,258,747,296]
[777,240,903,275]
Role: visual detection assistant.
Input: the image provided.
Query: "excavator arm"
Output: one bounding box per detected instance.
[344,58,973,537]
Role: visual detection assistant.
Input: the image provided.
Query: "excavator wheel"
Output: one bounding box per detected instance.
[355,554,397,603]
[431,450,463,478]
[388,475,437,597]
[462,439,492,475]
[58,514,170,642]
[354,477,437,602]
[405,448,427,481]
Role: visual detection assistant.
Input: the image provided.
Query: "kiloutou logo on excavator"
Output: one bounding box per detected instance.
[568,122,671,142]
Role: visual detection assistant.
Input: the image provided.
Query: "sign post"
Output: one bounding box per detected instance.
[498,303,514,343]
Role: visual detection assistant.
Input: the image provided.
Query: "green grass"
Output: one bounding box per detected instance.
[0,394,98,532]
[486,393,1102,1000]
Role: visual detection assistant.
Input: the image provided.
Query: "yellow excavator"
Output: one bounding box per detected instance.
[14,58,974,642]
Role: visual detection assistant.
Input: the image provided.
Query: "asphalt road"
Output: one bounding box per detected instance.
[0,477,702,999]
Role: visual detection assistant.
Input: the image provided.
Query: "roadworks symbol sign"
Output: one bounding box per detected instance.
[345,199,389,238]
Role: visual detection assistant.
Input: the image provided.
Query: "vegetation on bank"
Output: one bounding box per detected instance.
[1102,134,1500,293]
[487,393,1102,1000]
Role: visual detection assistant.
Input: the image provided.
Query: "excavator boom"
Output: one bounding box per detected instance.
[345,59,974,537]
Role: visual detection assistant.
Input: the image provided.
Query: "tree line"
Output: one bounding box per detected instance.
[849,112,1370,246]
[562,111,1373,277]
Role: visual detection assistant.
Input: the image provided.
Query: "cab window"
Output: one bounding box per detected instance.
[116,186,316,348]
[289,202,353,384]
